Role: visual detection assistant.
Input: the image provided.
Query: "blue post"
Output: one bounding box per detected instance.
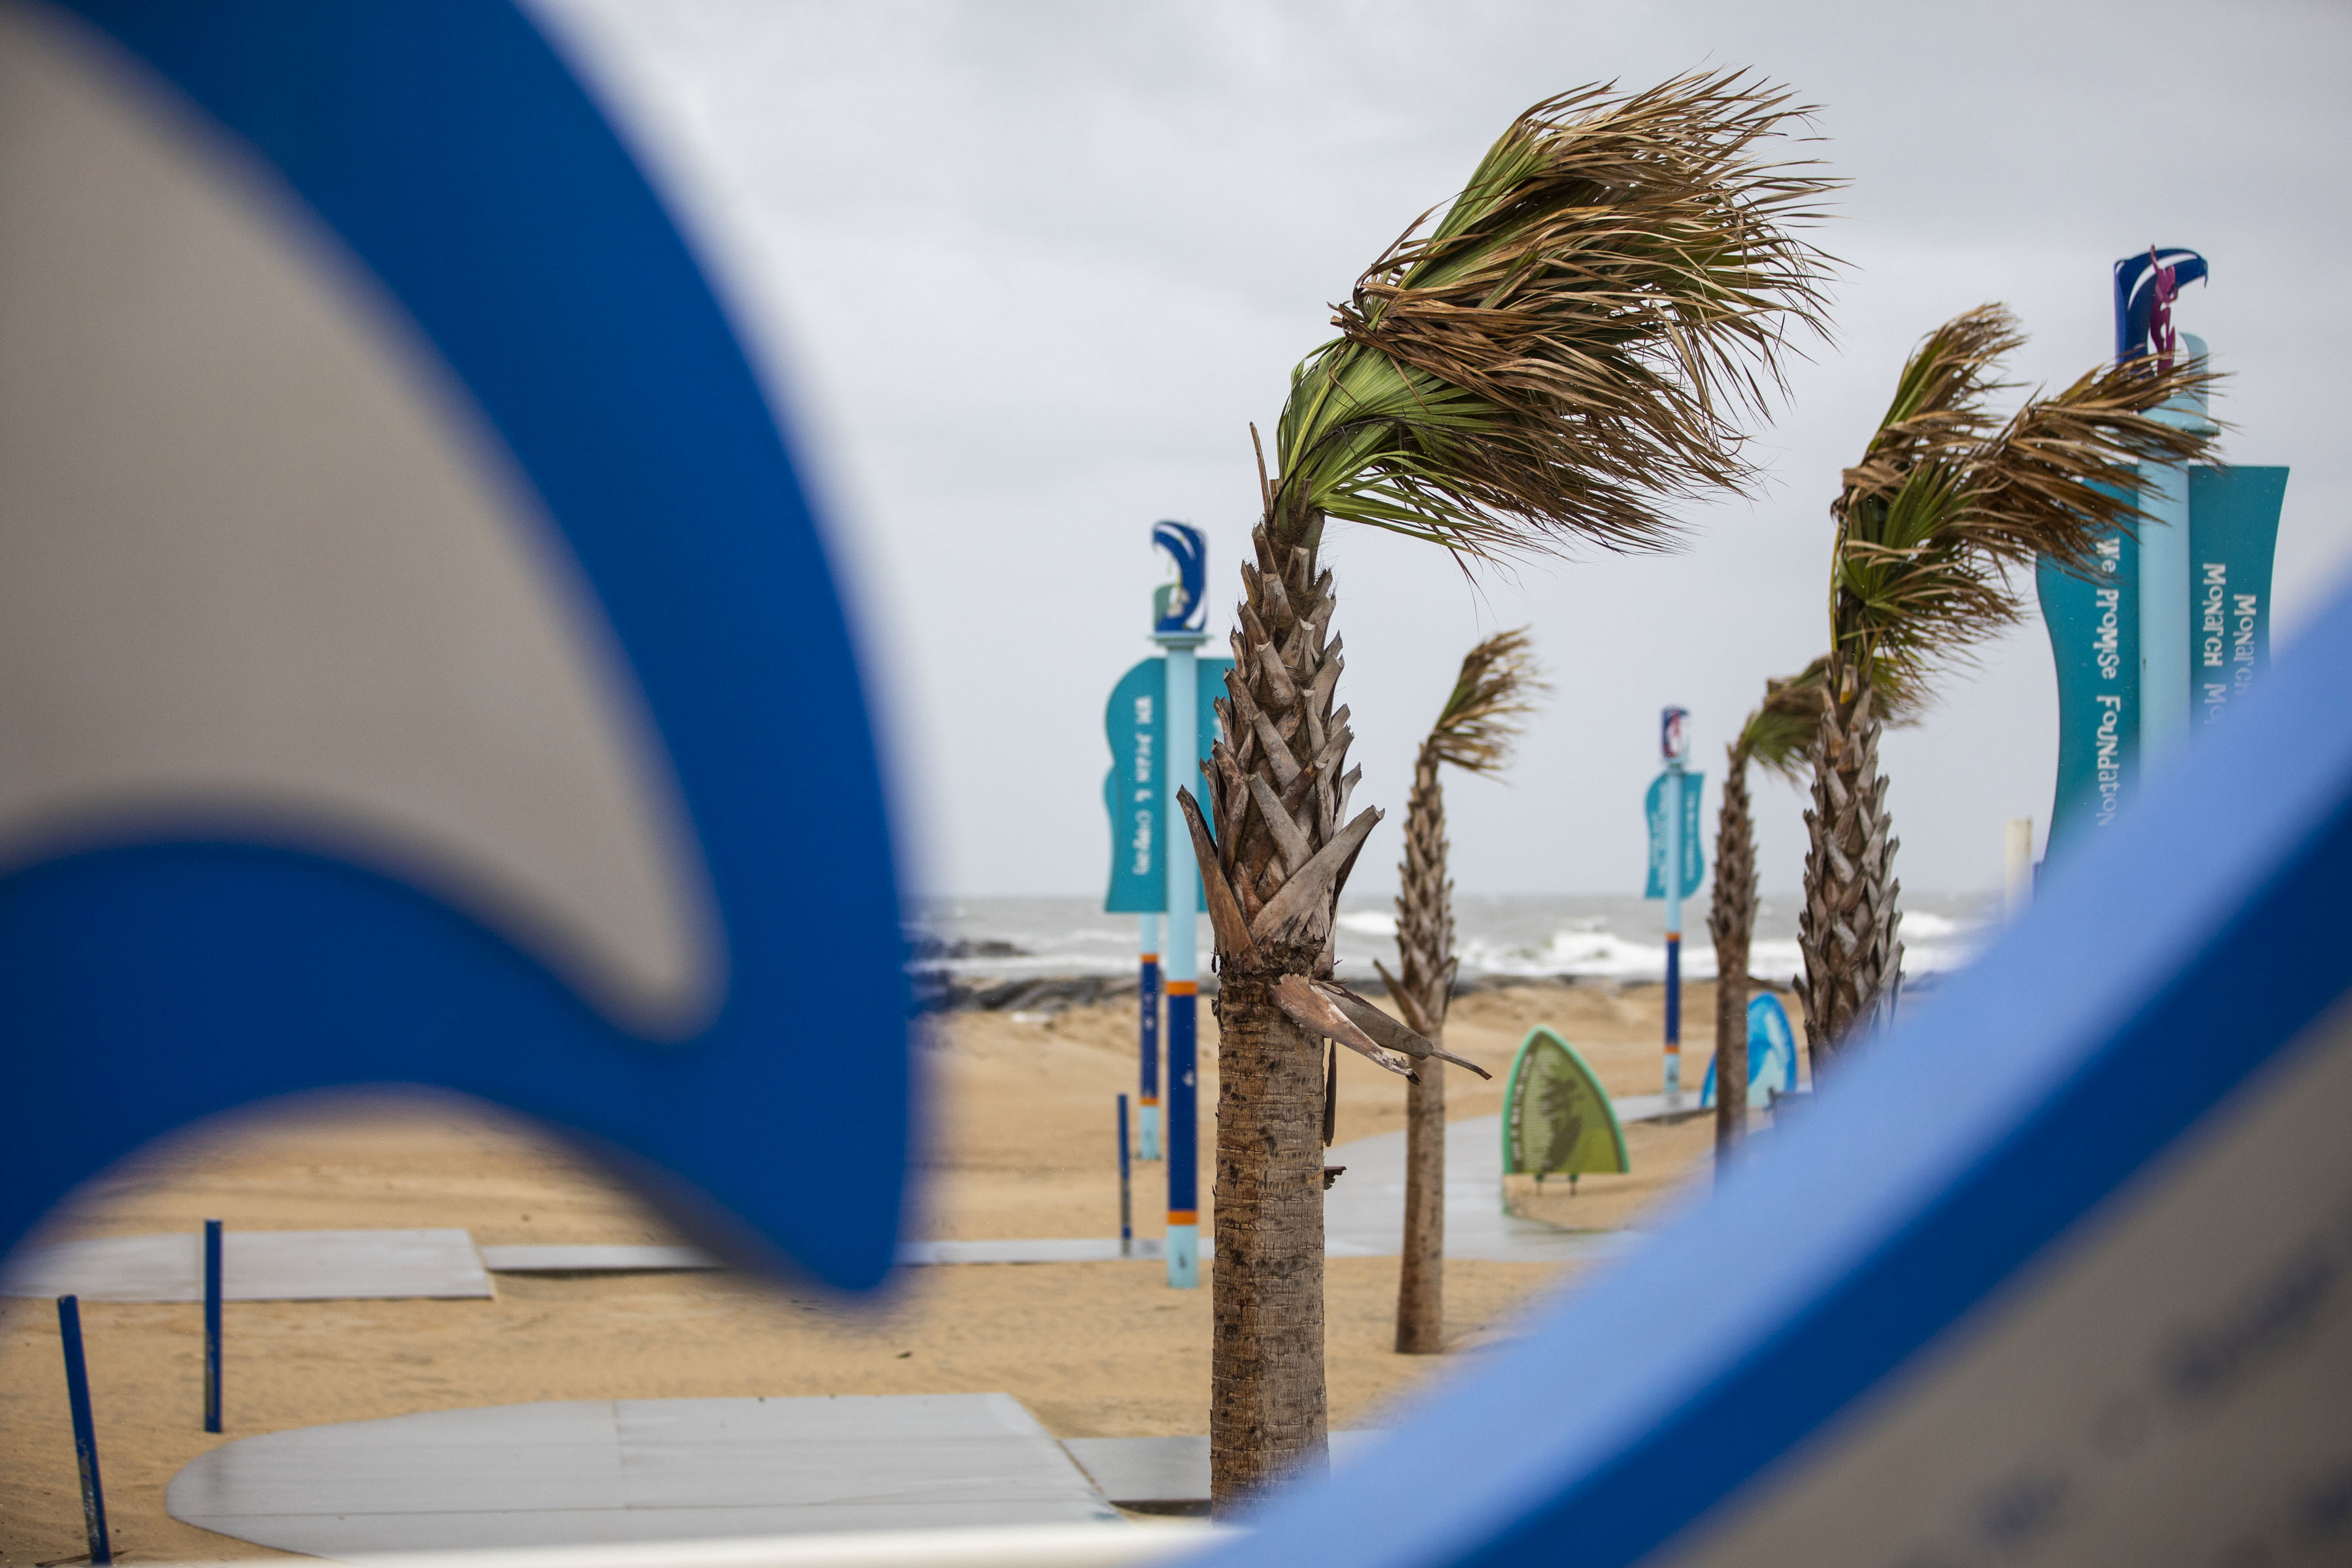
[203,1218,223,1433]
[56,1296,112,1566]
[1137,913,1162,1162]
[1151,520,1207,1290]
[1661,707,1690,1104]
[1117,1094,1133,1256]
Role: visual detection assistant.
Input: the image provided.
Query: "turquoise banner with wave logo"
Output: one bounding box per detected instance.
[1102,655,1232,913]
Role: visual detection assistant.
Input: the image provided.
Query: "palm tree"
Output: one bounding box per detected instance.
[1706,657,1825,1154]
[1375,630,1543,1354]
[1169,74,1833,1509]
[1797,305,2220,1064]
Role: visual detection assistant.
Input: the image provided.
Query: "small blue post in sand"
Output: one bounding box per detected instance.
[1117,1094,1133,1256]
[56,1295,112,1565]
[204,1218,223,1433]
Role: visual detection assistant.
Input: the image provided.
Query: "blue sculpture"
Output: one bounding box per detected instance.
[1,1,907,1290]
[1151,520,1208,636]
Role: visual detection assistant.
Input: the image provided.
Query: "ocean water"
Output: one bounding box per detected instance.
[906,891,1998,987]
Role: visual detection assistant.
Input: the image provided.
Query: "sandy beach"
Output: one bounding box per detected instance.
[0,979,1786,1564]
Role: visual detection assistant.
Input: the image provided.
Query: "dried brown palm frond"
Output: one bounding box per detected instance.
[1379,630,1543,1354]
[1827,307,2221,709]
[1189,76,1833,1512]
[1798,306,2224,1062]
[1271,71,1838,565]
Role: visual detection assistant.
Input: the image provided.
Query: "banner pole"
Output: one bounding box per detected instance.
[1117,1094,1133,1256]
[1148,521,1208,1292]
[1137,913,1161,1162]
[203,1218,223,1433]
[1162,631,1201,1290]
[1663,759,1684,1105]
[57,1295,112,1565]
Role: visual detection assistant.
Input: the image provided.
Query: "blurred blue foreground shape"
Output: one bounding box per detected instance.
[0,0,908,1291]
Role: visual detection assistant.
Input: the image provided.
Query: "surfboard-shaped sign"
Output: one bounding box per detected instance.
[1701,992,1800,1110]
[0,1,906,1290]
[1500,1028,1629,1179]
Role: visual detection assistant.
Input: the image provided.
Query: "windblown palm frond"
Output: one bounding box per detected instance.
[1737,656,1829,777]
[1269,73,1837,563]
[1424,628,1547,776]
[1829,305,2221,708]
[1798,304,2225,1062]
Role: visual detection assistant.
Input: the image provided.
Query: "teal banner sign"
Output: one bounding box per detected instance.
[2038,527,2139,850]
[2191,466,2286,732]
[1102,655,1232,913]
[1642,770,1704,899]
[2040,466,2286,852]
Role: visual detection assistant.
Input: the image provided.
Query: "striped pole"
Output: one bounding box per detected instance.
[1661,708,1690,1104]
[56,1295,112,1565]
[203,1219,223,1433]
[1162,632,1203,1290]
[1117,1094,1133,1256]
[1137,913,1162,1161]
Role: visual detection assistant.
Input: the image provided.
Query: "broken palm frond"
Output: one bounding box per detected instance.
[1200,74,1832,1511]
[1269,72,1837,565]
[1798,304,2224,1062]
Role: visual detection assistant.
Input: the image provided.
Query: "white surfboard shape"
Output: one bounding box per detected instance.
[0,3,722,1036]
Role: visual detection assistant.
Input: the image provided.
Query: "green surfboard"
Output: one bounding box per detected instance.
[1500,1026,1629,1180]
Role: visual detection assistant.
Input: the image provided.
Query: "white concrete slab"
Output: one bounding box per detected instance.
[892,1238,1199,1266]
[1062,1431,1382,1507]
[2,1228,493,1301]
[480,1244,723,1273]
[169,1395,1123,1558]
[1320,1116,1644,1264]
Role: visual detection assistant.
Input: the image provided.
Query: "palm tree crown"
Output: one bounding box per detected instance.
[1799,304,2223,1058]
[1183,75,1834,1509]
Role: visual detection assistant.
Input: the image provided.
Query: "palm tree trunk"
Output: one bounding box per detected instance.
[1707,742,1756,1156]
[1207,964,1329,1503]
[1796,670,1903,1070]
[1182,520,1373,1511]
[1388,750,1453,1354]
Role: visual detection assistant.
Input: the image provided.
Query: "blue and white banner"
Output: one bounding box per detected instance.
[2038,528,2140,847]
[1102,655,1230,913]
[1642,771,1704,900]
[2040,467,2286,851]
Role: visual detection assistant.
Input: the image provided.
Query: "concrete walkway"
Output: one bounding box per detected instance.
[169,1395,1122,1557]
[3,1228,493,1301]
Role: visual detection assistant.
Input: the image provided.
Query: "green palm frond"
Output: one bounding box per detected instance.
[1829,306,2221,706]
[1738,657,1827,777]
[1270,73,1838,562]
[1737,655,1917,778]
[1425,629,1546,776]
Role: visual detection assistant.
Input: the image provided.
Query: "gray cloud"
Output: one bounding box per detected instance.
[533,0,2352,899]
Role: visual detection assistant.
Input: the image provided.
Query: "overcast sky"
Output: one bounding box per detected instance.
[531,0,2351,902]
